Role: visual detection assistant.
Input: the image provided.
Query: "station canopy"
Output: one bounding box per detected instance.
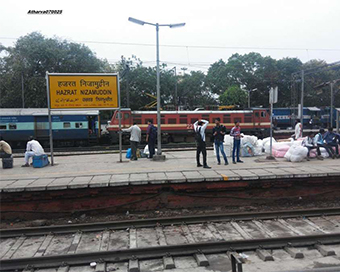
[307,107,321,111]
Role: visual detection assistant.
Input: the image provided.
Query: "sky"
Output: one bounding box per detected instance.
[1,0,340,73]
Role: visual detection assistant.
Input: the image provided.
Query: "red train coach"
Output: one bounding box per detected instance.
[107,108,270,144]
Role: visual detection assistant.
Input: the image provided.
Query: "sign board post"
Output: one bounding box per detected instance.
[46,73,121,165]
[268,87,278,159]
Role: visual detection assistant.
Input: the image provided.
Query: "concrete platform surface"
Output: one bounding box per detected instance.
[1,151,339,192]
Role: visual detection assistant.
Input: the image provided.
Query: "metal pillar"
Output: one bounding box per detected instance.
[300,70,304,134]
[126,65,130,108]
[248,90,251,108]
[174,66,177,109]
[330,82,334,127]
[270,102,273,157]
[156,23,162,156]
[45,72,54,166]
[118,74,123,162]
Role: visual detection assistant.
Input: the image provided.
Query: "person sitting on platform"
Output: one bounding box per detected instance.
[324,127,340,158]
[302,132,323,161]
[0,137,12,159]
[22,136,45,167]
[314,129,335,159]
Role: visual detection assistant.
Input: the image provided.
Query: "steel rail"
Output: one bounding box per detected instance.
[2,233,340,270]
[2,207,340,238]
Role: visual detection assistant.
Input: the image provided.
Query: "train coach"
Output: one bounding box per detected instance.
[0,108,100,148]
[273,107,339,129]
[107,108,270,144]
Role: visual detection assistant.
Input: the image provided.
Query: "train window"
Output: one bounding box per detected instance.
[9,124,17,130]
[145,119,155,124]
[168,118,176,124]
[133,119,141,124]
[75,123,83,128]
[261,112,266,117]
[202,114,209,119]
[180,118,187,124]
[0,124,6,130]
[115,113,122,119]
[245,117,252,123]
[180,115,187,118]
[255,112,260,117]
[124,113,130,120]
[191,118,198,124]
[161,118,165,124]
[234,118,242,123]
[223,115,231,123]
[63,122,71,128]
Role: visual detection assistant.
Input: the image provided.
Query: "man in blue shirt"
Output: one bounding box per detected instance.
[324,127,339,158]
[314,128,336,159]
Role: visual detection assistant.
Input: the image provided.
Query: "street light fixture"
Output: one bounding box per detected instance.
[128,17,185,160]
[246,88,257,108]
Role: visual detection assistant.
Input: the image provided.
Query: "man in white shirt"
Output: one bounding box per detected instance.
[22,136,45,167]
[294,119,302,140]
[193,119,211,169]
[122,123,142,161]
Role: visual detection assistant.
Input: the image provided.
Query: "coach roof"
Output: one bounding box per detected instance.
[0,108,99,116]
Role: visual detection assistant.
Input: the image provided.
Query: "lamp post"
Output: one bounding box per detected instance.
[128,17,185,159]
[246,88,257,108]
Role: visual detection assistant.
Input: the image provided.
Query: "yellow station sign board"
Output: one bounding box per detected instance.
[48,74,119,109]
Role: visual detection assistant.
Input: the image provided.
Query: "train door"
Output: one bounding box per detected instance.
[34,116,49,140]
[87,116,97,136]
[253,110,261,126]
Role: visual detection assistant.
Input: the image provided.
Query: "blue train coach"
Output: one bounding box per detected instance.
[0,108,100,148]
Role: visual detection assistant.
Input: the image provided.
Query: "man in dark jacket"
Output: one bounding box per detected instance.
[194,119,211,168]
[146,120,157,159]
[213,118,228,165]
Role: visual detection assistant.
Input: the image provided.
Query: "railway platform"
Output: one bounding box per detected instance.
[1,151,340,220]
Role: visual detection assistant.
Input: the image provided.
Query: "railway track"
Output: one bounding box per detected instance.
[2,208,340,271]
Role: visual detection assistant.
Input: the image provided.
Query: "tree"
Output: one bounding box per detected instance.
[0,32,106,108]
[205,59,231,95]
[219,85,247,107]
[177,71,216,109]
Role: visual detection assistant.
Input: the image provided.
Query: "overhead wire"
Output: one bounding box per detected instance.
[1,36,340,52]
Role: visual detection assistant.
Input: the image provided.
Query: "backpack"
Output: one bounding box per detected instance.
[195,127,204,144]
[150,125,157,139]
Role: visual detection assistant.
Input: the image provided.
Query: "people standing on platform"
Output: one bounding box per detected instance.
[0,138,12,158]
[294,119,302,140]
[146,120,157,159]
[122,123,141,161]
[302,132,323,160]
[314,129,335,159]
[194,119,211,169]
[230,121,243,164]
[213,118,228,165]
[324,127,340,158]
[22,136,45,167]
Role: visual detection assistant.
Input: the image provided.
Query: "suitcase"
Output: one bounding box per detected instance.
[2,157,13,169]
[33,154,49,168]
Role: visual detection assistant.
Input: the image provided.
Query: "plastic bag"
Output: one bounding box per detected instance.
[126,148,132,159]
[284,145,308,162]
[241,142,255,157]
